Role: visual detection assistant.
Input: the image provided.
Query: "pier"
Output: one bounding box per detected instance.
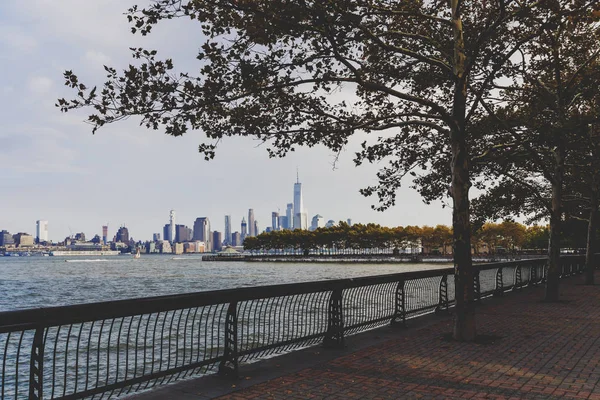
[139,268,600,400]
[0,256,597,400]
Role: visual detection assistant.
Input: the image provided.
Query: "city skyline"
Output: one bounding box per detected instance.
[4,202,432,244]
[5,175,363,242]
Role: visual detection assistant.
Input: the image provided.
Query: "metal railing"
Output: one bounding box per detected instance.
[0,255,590,400]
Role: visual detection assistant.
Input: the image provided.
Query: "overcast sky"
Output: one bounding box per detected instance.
[0,0,452,242]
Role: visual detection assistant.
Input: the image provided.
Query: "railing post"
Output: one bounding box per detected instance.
[218,301,238,378]
[473,271,481,304]
[494,267,504,297]
[29,326,44,400]
[514,265,522,291]
[324,288,344,348]
[435,274,449,315]
[391,280,406,327]
[529,264,537,287]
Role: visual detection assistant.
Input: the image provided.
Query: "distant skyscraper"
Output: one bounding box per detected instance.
[213,231,223,251]
[254,220,259,236]
[325,220,336,228]
[13,233,34,247]
[232,231,242,247]
[272,212,279,231]
[347,219,353,226]
[310,215,324,231]
[286,203,293,229]
[163,224,170,242]
[102,225,108,245]
[248,209,256,237]
[224,215,232,245]
[169,210,176,243]
[176,225,192,243]
[278,215,288,230]
[116,226,129,243]
[0,230,14,246]
[193,218,211,251]
[36,220,48,243]
[293,172,308,230]
[153,233,161,242]
[241,218,247,240]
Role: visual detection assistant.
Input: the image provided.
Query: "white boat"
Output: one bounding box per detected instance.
[133,248,141,259]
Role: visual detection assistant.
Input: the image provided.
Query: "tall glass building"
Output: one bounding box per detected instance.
[293,174,308,230]
[248,209,256,237]
[36,220,48,242]
[224,215,232,245]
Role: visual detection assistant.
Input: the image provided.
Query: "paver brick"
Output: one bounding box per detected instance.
[213,272,600,400]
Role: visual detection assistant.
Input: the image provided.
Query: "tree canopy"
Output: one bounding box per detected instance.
[466,3,600,297]
[57,0,600,340]
[242,221,566,255]
[58,0,550,209]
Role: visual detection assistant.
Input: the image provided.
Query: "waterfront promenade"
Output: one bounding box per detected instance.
[135,272,600,399]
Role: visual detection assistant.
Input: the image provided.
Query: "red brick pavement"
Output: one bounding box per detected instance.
[217,274,600,400]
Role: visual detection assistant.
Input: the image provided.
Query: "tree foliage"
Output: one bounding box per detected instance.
[465,2,600,298]
[59,0,548,210]
[243,221,556,255]
[56,0,599,339]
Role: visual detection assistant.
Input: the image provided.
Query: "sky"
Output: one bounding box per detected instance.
[0,0,452,242]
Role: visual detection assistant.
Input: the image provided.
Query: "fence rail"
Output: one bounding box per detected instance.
[0,255,592,400]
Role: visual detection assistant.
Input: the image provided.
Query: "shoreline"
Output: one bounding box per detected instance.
[201,254,543,263]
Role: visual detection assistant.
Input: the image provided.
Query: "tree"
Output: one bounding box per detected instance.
[497,221,526,252]
[478,223,502,254]
[583,124,600,283]
[564,113,600,284]
[468,2,600,300]
[58,0,561,341]
[433,224,453,255]
[420,226,436,254]
[523,225,550,251]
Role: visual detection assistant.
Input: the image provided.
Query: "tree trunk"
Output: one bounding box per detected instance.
[585,180,598,285]
[451,0,476,342]
[545,150,564,301]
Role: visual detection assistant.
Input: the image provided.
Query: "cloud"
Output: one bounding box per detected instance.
[84,50,111,67]
[0,25,38,53]
[28,76,53,95]
[9,0,144,50]
[0,124,86,175]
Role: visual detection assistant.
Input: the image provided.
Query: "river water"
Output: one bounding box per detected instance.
[0,255,449,312]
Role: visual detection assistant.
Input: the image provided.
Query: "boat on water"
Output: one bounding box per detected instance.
[133,248,141,259]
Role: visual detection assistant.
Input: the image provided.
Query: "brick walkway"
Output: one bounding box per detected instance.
[216,273,600,400]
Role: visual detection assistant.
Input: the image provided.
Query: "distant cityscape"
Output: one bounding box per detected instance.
[0,174,353,255]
